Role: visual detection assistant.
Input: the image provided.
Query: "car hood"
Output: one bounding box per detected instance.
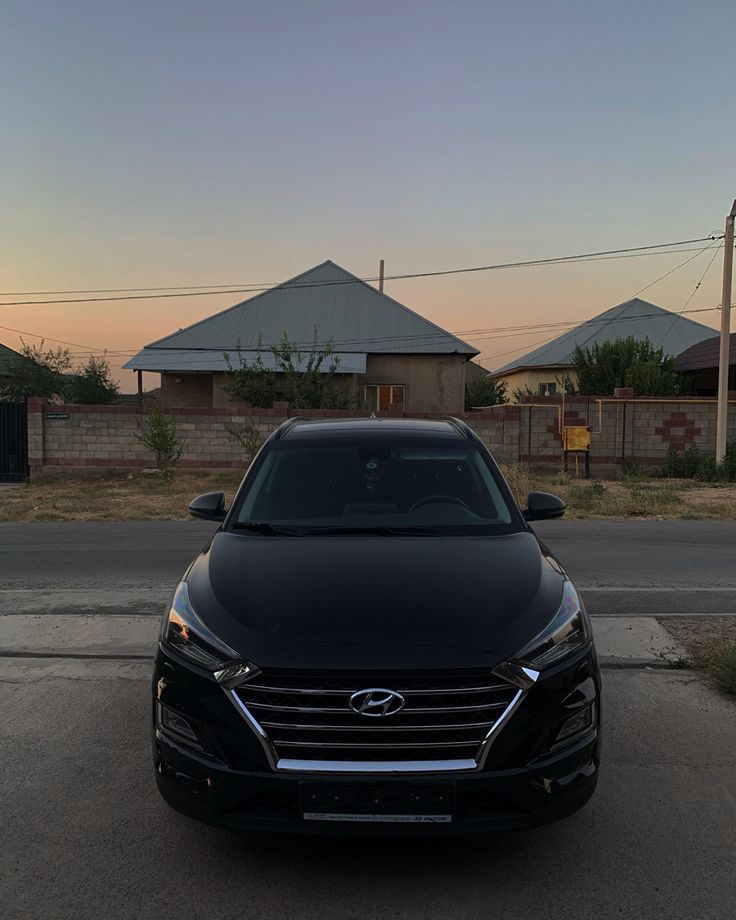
[185,530,565,671]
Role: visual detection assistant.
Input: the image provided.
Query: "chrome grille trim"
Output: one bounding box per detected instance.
[260,721,493,732]
[246,701,509,714]
[244,683,512,695]
[223,667,536,774]
[277,758,478,774]
[275,739,481,749]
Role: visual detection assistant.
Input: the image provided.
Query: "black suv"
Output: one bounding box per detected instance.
[153,417,601,833]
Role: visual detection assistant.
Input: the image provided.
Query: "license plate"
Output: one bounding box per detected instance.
[303,812,452,823]
[300,782,455,823]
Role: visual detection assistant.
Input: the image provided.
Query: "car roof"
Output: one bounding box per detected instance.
[277,417,471,441]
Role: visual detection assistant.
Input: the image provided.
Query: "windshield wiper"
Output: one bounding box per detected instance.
[229,521,305,536]
[296,525,443,536]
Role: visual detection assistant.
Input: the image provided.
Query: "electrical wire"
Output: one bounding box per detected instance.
[0,235,723,306]
[654,242,723,350]
[568,241,720,355]
[55,304,723,361]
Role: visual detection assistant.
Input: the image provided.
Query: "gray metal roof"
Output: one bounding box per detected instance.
[492,298,717,375]
[124,261,477,372]
[125,349,366,374]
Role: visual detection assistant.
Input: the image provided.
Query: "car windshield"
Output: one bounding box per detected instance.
[230,437,522,535]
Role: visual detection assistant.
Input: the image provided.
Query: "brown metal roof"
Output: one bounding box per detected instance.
[674,333,736,372]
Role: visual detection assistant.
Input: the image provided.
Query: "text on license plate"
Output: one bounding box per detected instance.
[303,813,452,823]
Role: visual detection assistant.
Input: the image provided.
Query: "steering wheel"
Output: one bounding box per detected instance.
[409,494,469,512]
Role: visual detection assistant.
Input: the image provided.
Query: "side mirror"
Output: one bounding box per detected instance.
[189,492,227,521]
[523,491,566,522]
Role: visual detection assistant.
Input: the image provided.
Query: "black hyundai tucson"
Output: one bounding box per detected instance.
[153,417,601,833]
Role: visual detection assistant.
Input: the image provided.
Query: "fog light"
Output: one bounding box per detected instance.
[158,761,210,796]
[158,703,200,745]
[556,704,594,743]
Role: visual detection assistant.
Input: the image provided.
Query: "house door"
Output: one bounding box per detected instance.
[0,401,28,482]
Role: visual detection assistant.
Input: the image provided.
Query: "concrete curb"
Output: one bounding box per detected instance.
[0,613,687,669]
[591,616,687,666]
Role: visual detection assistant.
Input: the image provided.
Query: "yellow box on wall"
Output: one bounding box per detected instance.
[563,426,591,452]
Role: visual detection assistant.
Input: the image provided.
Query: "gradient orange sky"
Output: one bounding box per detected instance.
[2,1,733,391]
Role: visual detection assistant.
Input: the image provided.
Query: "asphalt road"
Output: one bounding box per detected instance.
[1,519,736,616]
[2,657,734,920]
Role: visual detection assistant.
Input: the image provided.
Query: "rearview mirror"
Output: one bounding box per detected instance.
[523,491,566,522]
[189,492,227,521]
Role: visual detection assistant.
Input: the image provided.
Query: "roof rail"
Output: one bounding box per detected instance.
[272,417,303,440]
[440,416,475,440]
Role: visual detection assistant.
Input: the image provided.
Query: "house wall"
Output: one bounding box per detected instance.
[26,396,736,474]
[494,367,578,401]
[160,373,213,408]
[159,354,468,413]
[210,372,359,409]
[362,354,467,413]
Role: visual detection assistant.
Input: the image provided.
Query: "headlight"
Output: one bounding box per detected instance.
[514,581,591,669]
[161,582,240,670]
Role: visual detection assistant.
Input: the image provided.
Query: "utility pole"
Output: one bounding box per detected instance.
[715,200,736,463]
[378,259,385,293]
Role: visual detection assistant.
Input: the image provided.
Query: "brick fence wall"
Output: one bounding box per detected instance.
[26,396,736,474]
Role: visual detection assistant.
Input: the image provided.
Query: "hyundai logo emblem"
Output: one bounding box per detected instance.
[349,688,405,717]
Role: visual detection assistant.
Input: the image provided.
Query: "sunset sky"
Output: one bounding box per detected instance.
[2,0,734,391]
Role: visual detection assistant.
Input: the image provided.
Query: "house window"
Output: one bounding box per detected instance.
[365,384,405,411]
[538,382,557,396]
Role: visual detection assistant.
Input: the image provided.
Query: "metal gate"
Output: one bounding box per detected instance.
[0,402,28,482]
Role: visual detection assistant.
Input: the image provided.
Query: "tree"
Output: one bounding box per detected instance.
[223,340,277,407]
[465,375,507,409]
[0,340,71,401]
[571,337,691,397]
[67,355,119,405]
[223,329,351,409]
[136,405,182,478]
[270,328,341,408]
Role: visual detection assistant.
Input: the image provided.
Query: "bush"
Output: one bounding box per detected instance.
[710,644,736,695]
[662,441,736,482]
[136,406,182,479]
[621,456,641,479]
[227,420,263,462]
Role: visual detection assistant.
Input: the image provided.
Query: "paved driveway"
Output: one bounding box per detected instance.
[1,656,734,920]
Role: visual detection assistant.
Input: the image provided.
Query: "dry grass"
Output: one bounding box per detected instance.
[1,465,735,523]
[0,470,244,522]
[659,617,736,696]
[502,465,736,520]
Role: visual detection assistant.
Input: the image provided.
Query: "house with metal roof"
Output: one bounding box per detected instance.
[674,332,736,396]
[124,261,478,412]
[489,298,717,399]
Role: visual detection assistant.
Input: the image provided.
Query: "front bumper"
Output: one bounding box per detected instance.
[155,731,599,834]
[152,645,601,835]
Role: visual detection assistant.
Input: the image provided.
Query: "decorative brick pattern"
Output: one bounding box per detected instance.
[654,412,701,448]
[24,397,736,475]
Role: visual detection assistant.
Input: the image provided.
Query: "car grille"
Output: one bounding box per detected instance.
[232,669,519,765]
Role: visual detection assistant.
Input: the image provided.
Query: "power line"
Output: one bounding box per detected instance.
[654,242,722,350]
[570,241,719,354]
[56,305,723,361]
[0,236,723,306]
[486,242,724,368]
[0,235,719,296]
[0,323,110,353]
